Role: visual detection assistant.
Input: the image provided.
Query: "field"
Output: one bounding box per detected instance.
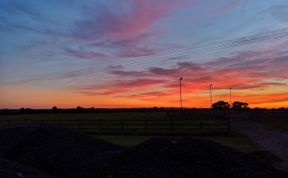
[0,112,260,153]
[0,112,166,121]
[0,112,230,135]
[255,118,288,131]
[95,134,259,153]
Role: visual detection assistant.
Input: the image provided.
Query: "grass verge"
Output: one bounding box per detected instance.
[94,132,260,153]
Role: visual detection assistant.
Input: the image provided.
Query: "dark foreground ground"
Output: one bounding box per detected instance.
[0,126,287,178]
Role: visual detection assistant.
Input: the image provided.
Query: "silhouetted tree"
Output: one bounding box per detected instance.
[232,101,249,110]
[52,106,58,113]
[88,107,95,112]
[212,101,230,110]
[75,106,84,113]
[20,108,26,113]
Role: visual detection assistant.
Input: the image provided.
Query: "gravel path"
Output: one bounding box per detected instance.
[232,118,288,171]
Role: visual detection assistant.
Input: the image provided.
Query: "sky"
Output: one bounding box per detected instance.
[0,0,288,109]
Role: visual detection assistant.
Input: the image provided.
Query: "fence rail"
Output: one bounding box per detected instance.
[0,112,230,135]
[1,110,286,135]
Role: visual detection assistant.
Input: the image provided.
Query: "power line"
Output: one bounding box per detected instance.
[103,28,288,70]
[3,28,288,86]
[180,77,183,109]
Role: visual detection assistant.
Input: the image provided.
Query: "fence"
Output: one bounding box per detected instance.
[0,111,231,135]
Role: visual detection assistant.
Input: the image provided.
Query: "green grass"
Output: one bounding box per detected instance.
[94,134,260,153]
[207,135,260,153]
[94,135,152,147]
[0,112,259,153]
[0,112,229,133]
[0,112,167,121]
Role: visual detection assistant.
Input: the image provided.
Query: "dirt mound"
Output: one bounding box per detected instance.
[98,137,287,178]
[249,151,282,164]
[0,158,55,178]
[0,127,286,178]
[0,126,123,177]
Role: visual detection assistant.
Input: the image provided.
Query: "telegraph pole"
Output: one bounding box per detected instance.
[229,88,232,104]
[180,77,183,109]
[209,83,213,107]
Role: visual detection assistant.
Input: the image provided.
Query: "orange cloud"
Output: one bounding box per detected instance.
[69,48,288,108]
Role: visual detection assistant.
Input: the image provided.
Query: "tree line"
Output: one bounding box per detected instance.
[0,102,287,115]
[211,101,249,110]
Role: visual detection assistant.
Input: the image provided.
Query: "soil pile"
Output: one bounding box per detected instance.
[0,126,123,177]
[98,137,287,178]
[0,126,287,178]
[0,158,55,178]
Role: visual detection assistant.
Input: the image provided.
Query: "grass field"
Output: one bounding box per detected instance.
[0,112,167,121]
[95,134,259,153]
[0,112,259,153]
[0,112,230,135]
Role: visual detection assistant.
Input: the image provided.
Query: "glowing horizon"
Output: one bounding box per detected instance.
[0,0,288,109]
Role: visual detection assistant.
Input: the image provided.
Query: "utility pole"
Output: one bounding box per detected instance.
[209,83,213,107]
[180,77,183,109]
[229,88,232,104]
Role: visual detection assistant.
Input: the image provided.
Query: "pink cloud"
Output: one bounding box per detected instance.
[76,79,167,96]
[96,49,288,98]
[109,70,147,77]
[129,91,169,98]
[110,0,197,40]
[74,0,197,42]
[71,0,198,57]
[68,36,288,105]
[113,79,166,88]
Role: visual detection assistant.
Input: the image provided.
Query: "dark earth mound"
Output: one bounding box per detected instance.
[0,126,287,178]
[248,150,282,164]
[0,126,123,177]
[0,158,55,178]
[98,137,287,178]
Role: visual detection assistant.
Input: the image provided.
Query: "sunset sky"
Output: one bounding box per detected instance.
[0,0,288,108]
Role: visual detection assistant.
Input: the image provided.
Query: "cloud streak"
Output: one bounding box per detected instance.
[93,48,288,101]
[64,48,107,60]
[68,0,198,58]
[73,0,197,41]
[75,78,167,96]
